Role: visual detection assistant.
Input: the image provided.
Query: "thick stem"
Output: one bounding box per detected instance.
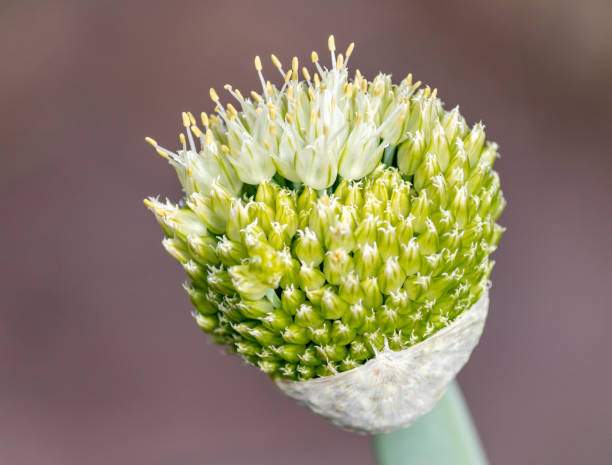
[373,381,488,465]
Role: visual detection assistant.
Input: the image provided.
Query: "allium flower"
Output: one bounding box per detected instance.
[144,36,505,433]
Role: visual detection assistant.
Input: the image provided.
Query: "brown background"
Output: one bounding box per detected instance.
[1,1,612,464]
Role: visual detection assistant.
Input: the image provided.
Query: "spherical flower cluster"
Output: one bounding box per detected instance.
[144,36,505,383]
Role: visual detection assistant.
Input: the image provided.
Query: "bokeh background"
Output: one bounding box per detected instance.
[2,1,612,464]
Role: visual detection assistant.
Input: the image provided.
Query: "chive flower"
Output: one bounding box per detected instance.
[144,35,505,433]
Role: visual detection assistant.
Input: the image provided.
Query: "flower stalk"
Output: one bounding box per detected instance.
[373,381,488,465]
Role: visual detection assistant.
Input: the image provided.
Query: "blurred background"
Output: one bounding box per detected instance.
[1,1,612,464]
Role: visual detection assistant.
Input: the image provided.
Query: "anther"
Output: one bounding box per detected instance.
[209,88,220,103]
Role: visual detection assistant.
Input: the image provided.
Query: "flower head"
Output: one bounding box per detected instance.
[144,35,505,431]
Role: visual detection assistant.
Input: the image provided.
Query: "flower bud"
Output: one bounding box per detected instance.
[226,200,251,242]
[183,283,217,315]
[215,236,247,266]
[282,323,311,344]
[397,130,425,175]
[294,228,324,266]
[378,256,406,294]
[464,123,485,167]
[376,222,399,259]
[338,272,363,304]
[256,181,277,210]
[323,249,354,285]
[162,237,190,264]
[294,303,325,328]
[280,285,305,315]
[298,264,326,290]
[361,277,383,309]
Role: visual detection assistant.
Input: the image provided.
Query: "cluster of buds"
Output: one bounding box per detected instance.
[144,36,505,383]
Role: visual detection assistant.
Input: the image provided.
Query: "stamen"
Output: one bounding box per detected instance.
[191,125,203,138]
[181,112,190,127]
[200,112,209,127]
[145,137,158,147]
[311,51,319,63]
[209,88,220,103]
[336,53,344,70]
[302,67,311,81]
[345,42,355,57]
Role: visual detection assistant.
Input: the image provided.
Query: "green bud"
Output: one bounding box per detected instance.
[275,344,306,363]
[261,308,292,332]
[298,346,320,366]
[280,285,305,315]
[297,186,317,212]
[354,243,382,278]
[236,298,273,319]
[315,343,348,362]
[355,214,378,246]
[255,180,277,210]
[323,249,355,285]
[397,130,425,175]
[294,227,324,266]
[331,320,357,345]
[338,272,363,304]
[310,321,332,345]
[341,300,367,330]
[282,323,311,344]
[376,305,400,332]
[298,264,326,291]
[464,123,486,167]
[194,312,219,332]
[228,264,269,300]
[226,200,251,242]
[294,303,325,328]
[410,190,430,234]
[361,277,383,308]
[162,237,190,264]
[376,222,400,259]
[378,256,406,294]
[275,193,298,239]
[249,324,284,346]
[216,236,247,266]
[319,286,349,319]
[183,283,217,315]
[349,338,371,361]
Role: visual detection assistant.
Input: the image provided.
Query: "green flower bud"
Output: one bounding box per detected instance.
[216,236,246,266]
[338,271,363,304]
[361,277,383,309]
[282,323,311,345]
[464,123,486,167]
[397,130,426,176]
[256,180,277,210]
[162,237,190,264]
[323,249,354,285]
[376,221,399,259]
[275,344,307,363]
[294,227,324,266]
[226,200,251,242]
[378,256,406,294]
[298,264,326,291]
[354,243,382,278]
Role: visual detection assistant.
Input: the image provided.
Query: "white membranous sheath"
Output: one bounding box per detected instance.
[144,35,505,433]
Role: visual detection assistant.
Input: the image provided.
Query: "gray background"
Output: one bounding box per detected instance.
[1,1,612,464]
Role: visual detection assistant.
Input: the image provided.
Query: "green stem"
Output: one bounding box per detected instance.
[373,381,488,465]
